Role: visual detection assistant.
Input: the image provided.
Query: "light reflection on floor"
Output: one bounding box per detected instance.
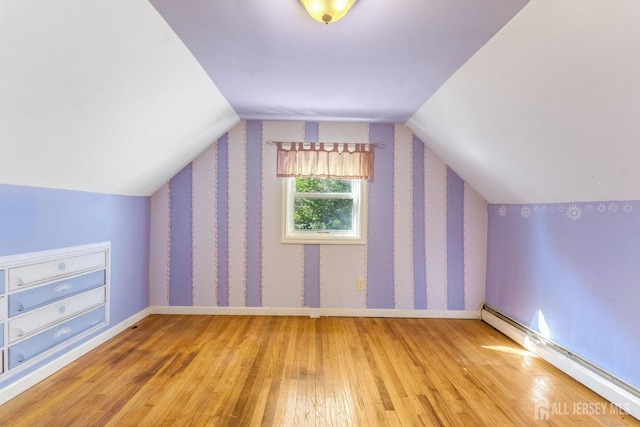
[481,345,538,358]
[482,343,552,415]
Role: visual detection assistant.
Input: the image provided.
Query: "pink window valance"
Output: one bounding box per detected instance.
[276,142,375,179]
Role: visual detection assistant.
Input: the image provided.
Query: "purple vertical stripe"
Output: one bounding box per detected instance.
[367,124,395,309]
[446,167,465,310]
[412,136,427,309]
[303,122,321,308]
[216,134,229,307]
[245,121,263,307]
[305,121,319,141]
[169,164,193,306]
[303,245,320,307]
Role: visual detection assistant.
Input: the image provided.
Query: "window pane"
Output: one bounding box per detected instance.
[295,178,352,193]
[294,198,353,230]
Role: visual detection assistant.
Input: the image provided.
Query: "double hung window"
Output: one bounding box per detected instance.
[276,141,373,244]
[282,177,366,244]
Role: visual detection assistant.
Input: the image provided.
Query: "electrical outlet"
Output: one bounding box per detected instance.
[357,278,366,291]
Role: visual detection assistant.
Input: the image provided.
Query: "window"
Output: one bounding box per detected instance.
[282,177,367,244]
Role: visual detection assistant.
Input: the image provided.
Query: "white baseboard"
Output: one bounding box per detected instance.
[481,308,640,421]
[150,305,480,319]
[0,307,151,406]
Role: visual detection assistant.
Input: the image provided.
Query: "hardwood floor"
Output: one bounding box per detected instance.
[0,315,637,426]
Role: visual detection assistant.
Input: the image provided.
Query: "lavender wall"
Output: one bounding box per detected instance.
[150,120,488,311]
[0,183,150,387]
[486,201,640,389]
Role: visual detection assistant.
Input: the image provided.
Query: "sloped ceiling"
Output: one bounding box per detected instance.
[408,0,640,204]
[3,0,639,204]
[0,0,238,196]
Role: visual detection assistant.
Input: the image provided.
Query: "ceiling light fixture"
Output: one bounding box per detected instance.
[300,0,358,24]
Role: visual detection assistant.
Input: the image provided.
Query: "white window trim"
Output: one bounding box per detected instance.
[281,178,368,245]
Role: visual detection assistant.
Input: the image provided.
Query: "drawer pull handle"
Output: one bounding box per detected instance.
[58,262,66,271]
[58,306,67,314]
[54,327,72,338]
[55,283,72,292]
[13,328,24,337]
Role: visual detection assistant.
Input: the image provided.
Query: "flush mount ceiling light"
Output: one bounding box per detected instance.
[300,0,358,24]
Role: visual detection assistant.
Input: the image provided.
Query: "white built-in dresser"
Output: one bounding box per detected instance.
[0,242,110,378]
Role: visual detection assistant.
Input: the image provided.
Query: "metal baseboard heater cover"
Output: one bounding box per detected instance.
[482,304,640,399]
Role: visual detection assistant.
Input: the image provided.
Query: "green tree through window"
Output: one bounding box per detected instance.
[282,177,366,244]
[293,178,353,230]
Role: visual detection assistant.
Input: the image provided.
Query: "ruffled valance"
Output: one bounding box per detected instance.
[276,142,374,179]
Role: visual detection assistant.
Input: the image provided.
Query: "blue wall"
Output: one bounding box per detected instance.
[486,201,640,389]
[0,183,150,387]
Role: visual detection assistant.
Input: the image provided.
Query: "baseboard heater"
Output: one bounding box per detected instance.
[481,304,640,420]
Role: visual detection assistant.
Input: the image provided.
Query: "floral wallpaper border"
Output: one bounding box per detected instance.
[489,201,637,221]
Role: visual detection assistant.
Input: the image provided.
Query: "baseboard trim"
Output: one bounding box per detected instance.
[0,307,152,406]
[150,306,481,319]
[481,307,640,421]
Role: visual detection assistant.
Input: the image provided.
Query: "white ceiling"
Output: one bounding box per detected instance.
[0,0,238,196]
[2,0,640,203]
[408,0,640,203]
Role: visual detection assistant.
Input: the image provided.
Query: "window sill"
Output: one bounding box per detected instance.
[281,234,366,245]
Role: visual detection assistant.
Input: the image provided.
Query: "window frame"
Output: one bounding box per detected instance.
[281,177,367,245]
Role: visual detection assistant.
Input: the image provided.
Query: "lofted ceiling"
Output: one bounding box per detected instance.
[2,0,640,204]
[0,0,239,196]
[149,0,528,123]
[408,0,640,203]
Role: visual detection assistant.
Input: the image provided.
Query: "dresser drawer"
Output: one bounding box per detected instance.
[0,324,4,347]
[0,270,5,293]
[9,287,106,343]
[8,270,105,317]
[8,306,106,370]
[0,297,4,321]
[8,251,106,290]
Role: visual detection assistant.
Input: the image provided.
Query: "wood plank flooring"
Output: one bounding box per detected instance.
[0,315,637,426]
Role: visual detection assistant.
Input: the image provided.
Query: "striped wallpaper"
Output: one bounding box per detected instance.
[150,121,487,311]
